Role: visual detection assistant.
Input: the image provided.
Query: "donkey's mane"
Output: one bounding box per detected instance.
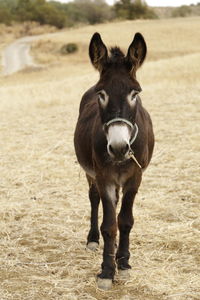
[109,47,125,63]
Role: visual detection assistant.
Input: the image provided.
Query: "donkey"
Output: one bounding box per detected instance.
[74,32,154,290]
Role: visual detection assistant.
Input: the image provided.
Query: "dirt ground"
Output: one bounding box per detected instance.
[0,18,199,300]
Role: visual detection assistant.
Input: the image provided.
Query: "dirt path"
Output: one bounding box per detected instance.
[2,32,62,75]
[2,36,39,75]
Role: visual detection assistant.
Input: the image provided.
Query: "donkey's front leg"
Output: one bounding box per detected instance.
[97,183,117,290]
[87,179,100,251]
[116,174,142,277]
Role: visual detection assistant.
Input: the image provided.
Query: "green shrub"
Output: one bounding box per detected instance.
[114,0,157,20]
[0,0,159,28]
[0,7,13,25]
[14,0,66,28]
[64,0,114,25]
[34,3,66,28]
[172,5,192,17]
[60,43,78,55]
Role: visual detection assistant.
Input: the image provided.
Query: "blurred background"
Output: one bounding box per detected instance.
[0,1,199,300]
[0,0,200,29]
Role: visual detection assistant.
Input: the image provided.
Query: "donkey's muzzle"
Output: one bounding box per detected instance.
[108,142,130,161]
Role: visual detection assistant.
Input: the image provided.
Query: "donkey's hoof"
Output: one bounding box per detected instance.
[97,278,113,290]
[118,269,130,280]
[87,242,99,251]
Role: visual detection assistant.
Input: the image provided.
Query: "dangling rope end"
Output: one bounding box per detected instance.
[129,150,142,169]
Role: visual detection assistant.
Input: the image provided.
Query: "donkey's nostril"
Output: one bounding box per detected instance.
[108,144,114,155]
[120,143,130,156]
[124,143,130,154]
[108,143,130,159]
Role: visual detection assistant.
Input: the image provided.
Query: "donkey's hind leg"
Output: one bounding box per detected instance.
[86,175,100,251]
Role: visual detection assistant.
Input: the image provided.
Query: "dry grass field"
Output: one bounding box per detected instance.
[0,17,200,300]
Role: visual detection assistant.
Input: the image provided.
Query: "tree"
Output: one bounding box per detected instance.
[71,0,114,24]
[114,0,157,20]
[0,0,18,24]
[14,0,66,28]
[172,5,192,18]
[33,3,66,28]
[0,7,12,25]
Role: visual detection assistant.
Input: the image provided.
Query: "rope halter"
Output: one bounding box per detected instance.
[104,117,139,145]
[103,117,142,168]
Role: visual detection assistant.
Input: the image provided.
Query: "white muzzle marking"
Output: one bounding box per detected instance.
[107,124,131,158]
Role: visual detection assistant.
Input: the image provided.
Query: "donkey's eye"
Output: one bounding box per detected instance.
[98,92,105,101]
[97,90,109,108]
[131,91,138,100]
[131,94,136,100]
[127,90,139,106]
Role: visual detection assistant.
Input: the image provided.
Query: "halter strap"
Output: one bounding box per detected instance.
[105,118,134,130]
[130,123,138,145]
[104,118,139,145]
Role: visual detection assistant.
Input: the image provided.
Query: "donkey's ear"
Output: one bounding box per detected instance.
[89,32,108,72]
[126,33,147,73]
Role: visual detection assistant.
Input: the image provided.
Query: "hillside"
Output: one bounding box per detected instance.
[154,5,200,18]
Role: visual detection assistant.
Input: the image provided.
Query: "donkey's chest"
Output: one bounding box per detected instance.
[108,162,134,186]
[82,160,134,186]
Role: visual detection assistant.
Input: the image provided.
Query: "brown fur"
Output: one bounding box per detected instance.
[74,32,154,283]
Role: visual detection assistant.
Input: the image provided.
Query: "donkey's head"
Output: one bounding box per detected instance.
[89,32,147,162]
